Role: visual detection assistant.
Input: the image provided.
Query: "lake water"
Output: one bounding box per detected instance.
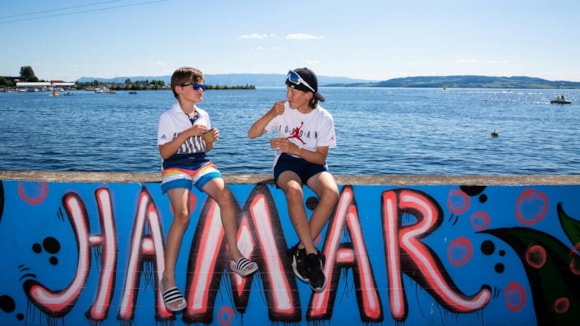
[0,87,578,175]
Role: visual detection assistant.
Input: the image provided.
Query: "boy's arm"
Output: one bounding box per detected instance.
[248,101,285,139]
[301,146,329,165]
[270,138,329,165]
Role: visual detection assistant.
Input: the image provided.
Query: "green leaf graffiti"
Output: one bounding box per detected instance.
[484,203,580,325]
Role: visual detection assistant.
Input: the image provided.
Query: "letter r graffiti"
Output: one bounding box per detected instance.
[382,189,491,321]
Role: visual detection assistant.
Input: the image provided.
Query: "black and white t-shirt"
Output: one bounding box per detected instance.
[157,103,211,169]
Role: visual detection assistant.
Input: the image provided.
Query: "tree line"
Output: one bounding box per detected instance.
[0,66,39,87]
[1,66,255,90]
[77,79,167,91]
[75,80,255,91]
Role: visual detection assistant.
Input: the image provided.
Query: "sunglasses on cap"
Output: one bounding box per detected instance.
[181,83,207,91]
[286,70,315,93]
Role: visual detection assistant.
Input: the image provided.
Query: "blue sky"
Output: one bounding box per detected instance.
[2,0,579,82]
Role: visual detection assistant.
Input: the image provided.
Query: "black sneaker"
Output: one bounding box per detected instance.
[307,252,326,292]
[289,245,309,282]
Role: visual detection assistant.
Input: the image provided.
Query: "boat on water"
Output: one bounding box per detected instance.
[95,87,116,94]
[550,99,571,104]
[550,95,571,104]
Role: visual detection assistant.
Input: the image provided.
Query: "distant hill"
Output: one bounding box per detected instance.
[77,74,580,89]
[369,75,580,89]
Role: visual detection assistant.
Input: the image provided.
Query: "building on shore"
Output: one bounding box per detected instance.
[16,81,75,92]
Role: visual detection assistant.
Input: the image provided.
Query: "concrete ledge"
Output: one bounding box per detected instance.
[2,171,580,185]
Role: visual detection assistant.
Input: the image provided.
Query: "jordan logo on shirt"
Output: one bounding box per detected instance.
[287,122,306,144]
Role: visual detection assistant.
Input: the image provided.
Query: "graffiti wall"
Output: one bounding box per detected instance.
[1,178,579,326]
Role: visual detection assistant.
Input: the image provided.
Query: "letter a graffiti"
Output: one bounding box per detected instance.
[310,186,383,322]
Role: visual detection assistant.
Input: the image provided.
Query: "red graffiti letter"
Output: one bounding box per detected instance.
[85,188,117,321]
[309,186,383,322]
[24,193,92,316]
[118,187,170,320]
[382,189,491,321]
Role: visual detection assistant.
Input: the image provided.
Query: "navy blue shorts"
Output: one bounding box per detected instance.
[274,153,328,186]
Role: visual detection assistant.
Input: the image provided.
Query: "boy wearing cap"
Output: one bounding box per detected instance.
[157,67,258,311]
[248,68,339,292]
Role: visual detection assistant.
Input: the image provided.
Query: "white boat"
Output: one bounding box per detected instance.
[95,87,116,94]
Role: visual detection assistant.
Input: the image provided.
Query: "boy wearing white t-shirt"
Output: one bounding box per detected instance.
[248,68,339,292]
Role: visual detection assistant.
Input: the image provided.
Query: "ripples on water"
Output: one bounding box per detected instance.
[0,87,578,175]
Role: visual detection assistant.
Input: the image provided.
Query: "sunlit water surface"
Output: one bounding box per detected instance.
[1,87,578,175]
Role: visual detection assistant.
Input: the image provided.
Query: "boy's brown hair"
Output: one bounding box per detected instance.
[171,67,204,98]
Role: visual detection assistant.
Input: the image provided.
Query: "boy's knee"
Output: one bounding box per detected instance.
[173,210,191,225]
[321,187,339,204]
[213,189,234,205]
[284,185,304,200]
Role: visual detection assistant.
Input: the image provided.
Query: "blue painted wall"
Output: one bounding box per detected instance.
[1,179,579,325]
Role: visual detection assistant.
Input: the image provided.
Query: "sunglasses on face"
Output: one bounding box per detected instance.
[181,83,207,91]
[286,70,315,93]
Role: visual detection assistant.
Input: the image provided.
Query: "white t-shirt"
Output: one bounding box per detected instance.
[265,102,336,166]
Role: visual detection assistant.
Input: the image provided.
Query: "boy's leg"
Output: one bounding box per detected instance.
[306,171,339,239]
[203,178,243,261]
[304,171,339,292]
[276,171,318,254]
[277,171,312,282]
[162,187,191,310]
[203,178,257,276]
